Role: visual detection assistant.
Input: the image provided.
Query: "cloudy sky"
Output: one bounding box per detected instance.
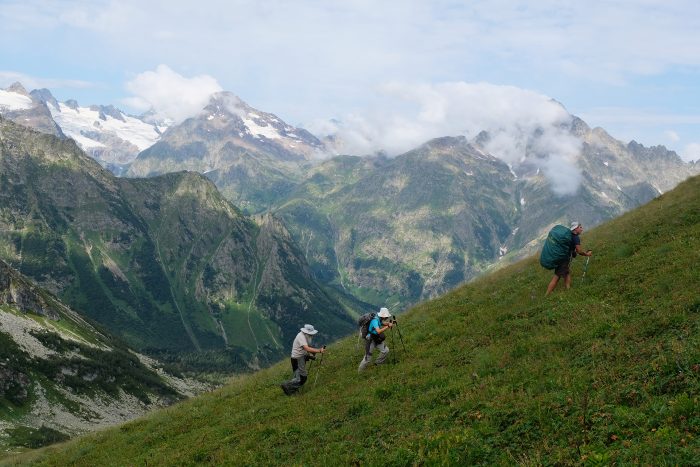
[1,0,699,161]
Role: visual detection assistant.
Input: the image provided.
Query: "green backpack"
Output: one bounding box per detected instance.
[539,225,573,270]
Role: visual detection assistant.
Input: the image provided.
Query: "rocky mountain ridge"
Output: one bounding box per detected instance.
[0,83,165,175]
[2,83,698,312]
[127,91,327,212]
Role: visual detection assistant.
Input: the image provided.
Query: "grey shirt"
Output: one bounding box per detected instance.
[291,331,310,359]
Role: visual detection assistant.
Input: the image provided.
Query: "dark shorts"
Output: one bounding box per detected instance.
[554,261,570,278]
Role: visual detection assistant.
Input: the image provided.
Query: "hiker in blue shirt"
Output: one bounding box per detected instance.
[545,221,593,296]
[358,307,395,372]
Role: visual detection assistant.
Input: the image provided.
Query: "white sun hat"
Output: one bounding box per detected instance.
[378,307,391,318]
[570,221,582,230]
[300,324,318,335]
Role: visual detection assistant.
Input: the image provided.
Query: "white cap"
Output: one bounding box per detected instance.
[570,221,581,231]
[378,307,391,318]
[300,324,318,335]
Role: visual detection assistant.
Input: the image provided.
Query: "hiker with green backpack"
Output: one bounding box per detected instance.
[541,221,593,296]
[358,307,395,372]
[280,324,326,395]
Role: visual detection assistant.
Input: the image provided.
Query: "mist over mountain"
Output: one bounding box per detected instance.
[272,113,698,307]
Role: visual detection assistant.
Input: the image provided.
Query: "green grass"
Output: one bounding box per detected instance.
[218,301,282,351]
[6,175,700,465]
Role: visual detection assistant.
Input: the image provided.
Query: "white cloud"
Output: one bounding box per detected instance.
[124,65,222,123]
[309,82,583,195]
[664,130,680,142]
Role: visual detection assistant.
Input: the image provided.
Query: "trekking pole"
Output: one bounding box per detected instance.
[313,346,326,387]
[581,255,591,283]
[394,319,407,352]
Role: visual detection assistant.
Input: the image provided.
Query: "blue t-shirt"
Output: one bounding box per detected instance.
[368,317,381,335]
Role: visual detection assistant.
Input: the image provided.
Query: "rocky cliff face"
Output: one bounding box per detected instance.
[0,117,353,372]
[0,83,64,138]
[0,259,209,452]
[0,260,60,320]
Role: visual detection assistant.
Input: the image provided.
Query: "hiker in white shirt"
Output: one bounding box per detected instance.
[281,324,326,395]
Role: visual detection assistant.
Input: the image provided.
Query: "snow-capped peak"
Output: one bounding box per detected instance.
[49,100,163,152]
[0,87,34,112]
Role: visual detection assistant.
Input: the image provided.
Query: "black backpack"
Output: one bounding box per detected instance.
[357,312,375,339]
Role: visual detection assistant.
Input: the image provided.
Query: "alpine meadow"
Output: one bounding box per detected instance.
[5,174,699,465]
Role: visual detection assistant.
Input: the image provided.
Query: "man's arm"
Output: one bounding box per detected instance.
[375,322,394,334]
[303,344,326,354]
[575,244,592,256]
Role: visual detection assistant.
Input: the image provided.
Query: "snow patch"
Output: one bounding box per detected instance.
[50,102,161,151]
[243,118,281,139]
[508,164,518,180]
[0,90,33,111]
[603,161,609,167]
[70,133,105,149]
[520,197,526,206]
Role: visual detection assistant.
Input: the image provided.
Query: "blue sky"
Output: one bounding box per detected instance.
[1,0,699,161]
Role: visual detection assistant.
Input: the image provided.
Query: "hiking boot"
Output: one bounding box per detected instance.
[280,384,293,396]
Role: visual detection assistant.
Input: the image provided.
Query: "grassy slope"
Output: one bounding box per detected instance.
[8,176,700,465]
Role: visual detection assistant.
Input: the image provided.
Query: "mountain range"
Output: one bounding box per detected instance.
[0,116,355,374]
[0,83,164,176]
[1,81,698,312]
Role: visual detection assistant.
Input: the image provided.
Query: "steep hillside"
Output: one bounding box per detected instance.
[0,117,354,371]
[0,260,207,455]
[12,175,700,465]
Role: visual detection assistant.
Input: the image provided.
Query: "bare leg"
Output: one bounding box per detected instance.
[545,275,559,296]
[565,273,572,289]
